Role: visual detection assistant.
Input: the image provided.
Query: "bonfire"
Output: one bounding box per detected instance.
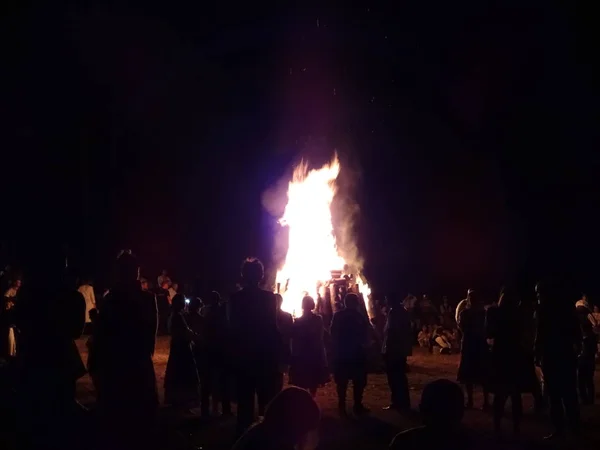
[275,155,370,317]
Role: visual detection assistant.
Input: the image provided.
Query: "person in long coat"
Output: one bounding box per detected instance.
[534,281,581,440]
[457,291,490,409]
[486,286,531,435]
[164,294,200,408]
[289,296,328,397]
[94,251,159,449]
[381,294,413,411]
[15,263,87,448]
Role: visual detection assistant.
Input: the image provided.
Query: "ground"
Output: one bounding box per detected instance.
[75,337,600,450]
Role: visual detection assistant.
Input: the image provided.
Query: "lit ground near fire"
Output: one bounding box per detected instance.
[75,337,600,450]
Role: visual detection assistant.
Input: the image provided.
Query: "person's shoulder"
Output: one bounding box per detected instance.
[389,426,426,449]
[231,421,267,450]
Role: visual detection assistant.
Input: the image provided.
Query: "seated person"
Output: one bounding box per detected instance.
[232,386,320,450]
[417,325,431,348]
[390,379,468,450]
[430,327,452,354]
[445,328,459,348]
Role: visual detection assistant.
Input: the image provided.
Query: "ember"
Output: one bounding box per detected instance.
[275,155,370,317]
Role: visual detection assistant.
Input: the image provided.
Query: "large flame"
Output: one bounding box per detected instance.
[275,155,369,316]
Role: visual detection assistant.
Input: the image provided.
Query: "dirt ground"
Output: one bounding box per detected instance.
[75,337,600,450]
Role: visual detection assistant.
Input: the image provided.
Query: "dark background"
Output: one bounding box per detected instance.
[1,3,596,300]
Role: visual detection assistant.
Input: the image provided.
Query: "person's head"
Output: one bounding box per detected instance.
[302,295,315,313]
[161,269,168,276]
[161,281,170,290]
[189,297,202,314]
[172,282,179,291]
[275,293,284,311]
[581,293,588,302]
[13,279,22,289]
[241,257,264,286]
[139,277,149,291]
[594,305,600,314]
[420,379,464,430]
[466,288,478,306]
[498,285,519,309]
[343,293,360,310]
[171,294,186,313]
[263,387,320,444]
[209,290,221,306]
[114,250,139,286]
[422,324,428,332]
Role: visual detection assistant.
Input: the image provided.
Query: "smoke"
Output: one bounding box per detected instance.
[331,158,364,275]
[261,173,290,283]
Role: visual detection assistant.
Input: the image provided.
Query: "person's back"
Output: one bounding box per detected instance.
[229,286,279,371]
[331,307,368,362]
[390,379,469,450]
[232,387,320,450]
[230,258,281,435]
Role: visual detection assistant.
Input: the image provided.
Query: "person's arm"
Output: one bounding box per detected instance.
[90,287,96,309]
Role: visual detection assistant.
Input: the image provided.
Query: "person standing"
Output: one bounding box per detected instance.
[382,295,413,411]
[330,293,371,417]
[1,278,21,359]
[94,251,159,449]
[534,281,581,440]
[157,269,171,288]
[457,290,490,409]
[289,296,328,397]
[164,294,199,409]
[575,294,598,405]
[486,286,531,436]
[228,257,280,436]
[77,278,96,334]
[275,294,293,397]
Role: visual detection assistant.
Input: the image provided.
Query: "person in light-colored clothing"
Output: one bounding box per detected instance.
[78,279,96,324]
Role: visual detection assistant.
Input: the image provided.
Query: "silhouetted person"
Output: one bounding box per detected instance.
[164,294,199,409]
[534,281,581,439]
[575,294,597,405]
[86,308,101,394]
[382,294,413,411]
[232,386,320,450]
[229,257,280,435]
[389,379,468,450]
[94,251,158,449]
[1,278,21,360]
[16,262,86,447]
[157,269,171,288]
[457,290,490,409]
[486,286,529,435]
[289,296,328,397]
[156,280,171,335]
[276,293,293,395]
[519,287,545,412]
[201,291,232,416]
[331,293,371,417]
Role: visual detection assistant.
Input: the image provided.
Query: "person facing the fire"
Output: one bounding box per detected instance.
[228,257,281,436]
[382,294,413,411]
[275,293,293,396]
[289,295,329,397]
[330,292,371,417]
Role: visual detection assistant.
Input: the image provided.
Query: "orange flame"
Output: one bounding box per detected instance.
[275,155,370,316]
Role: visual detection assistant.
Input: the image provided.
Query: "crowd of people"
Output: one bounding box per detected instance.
[0,254,599,449]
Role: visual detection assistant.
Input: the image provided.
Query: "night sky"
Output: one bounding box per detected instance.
[1,4,596,299]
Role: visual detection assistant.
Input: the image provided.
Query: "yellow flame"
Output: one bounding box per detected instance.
[275,155,370,316]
